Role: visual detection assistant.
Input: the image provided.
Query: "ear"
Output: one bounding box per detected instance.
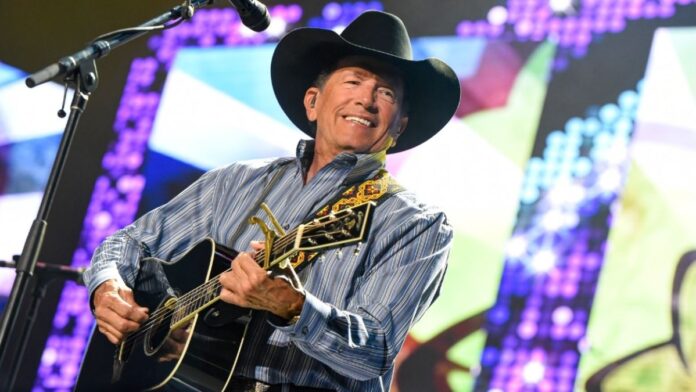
[304,87,320,121]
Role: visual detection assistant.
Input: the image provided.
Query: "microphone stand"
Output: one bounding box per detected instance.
[0,0,213,389]
[0,258,85,392]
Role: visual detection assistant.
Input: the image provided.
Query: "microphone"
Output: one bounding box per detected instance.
[1,257,85,285]
[229,0,271,32]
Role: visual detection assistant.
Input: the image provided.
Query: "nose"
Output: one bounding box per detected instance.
[355,84,377,112]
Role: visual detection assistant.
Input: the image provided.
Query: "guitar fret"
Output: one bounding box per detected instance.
[172,303,180,325]
[180,303,187,322]
[185,300,192,319]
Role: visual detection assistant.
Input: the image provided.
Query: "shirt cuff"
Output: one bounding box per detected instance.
[269,291,332,343]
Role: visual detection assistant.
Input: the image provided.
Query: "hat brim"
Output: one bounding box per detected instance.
[271,28,460,153]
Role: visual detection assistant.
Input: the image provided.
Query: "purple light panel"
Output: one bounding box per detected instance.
[308,1,383,28]
[458,0,695,71]
[476,84,642,391]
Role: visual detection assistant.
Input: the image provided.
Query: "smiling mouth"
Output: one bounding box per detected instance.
[344,115,374,127]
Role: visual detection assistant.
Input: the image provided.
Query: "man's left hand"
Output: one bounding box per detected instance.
[218,243,305,320]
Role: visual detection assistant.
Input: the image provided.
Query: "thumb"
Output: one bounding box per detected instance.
[119,287,149,313]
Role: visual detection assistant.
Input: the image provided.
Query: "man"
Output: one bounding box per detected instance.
[83,10,460,391]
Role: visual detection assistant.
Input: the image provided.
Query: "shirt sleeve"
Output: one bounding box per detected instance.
[82,166,227,299]
[271,207,452,381]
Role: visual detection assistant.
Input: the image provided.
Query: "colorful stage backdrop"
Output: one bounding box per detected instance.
[1,1,696,391]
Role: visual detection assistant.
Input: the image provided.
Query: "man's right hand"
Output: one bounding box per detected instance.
[93,279,149,345]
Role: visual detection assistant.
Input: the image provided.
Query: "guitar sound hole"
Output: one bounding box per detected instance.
[144,300,175,356]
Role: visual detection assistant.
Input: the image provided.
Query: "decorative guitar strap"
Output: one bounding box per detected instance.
[288,168,404,272]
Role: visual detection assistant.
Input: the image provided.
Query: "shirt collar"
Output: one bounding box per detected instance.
[295,139,386,185]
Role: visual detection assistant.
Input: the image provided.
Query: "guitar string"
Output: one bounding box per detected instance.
[119,216,350,347]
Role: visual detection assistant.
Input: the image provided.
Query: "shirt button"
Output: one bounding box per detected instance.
[301,326,309,335]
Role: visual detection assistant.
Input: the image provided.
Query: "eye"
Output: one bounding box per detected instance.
[380,89,394,97]
[378,87,396,102]
[345,79,360,85]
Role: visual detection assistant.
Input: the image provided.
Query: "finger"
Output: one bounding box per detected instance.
[232,252,253,281]
[104,293,148,324]
[108,298,149,325]
[119,288,150,321]
[96,304,142,331]
[96,319,124,344]
[218,270,239,292]
[250,241,265,251]
[219,287,245,307]
[96,316,141,341]
[236,253,266,280]
[103,331,120,345]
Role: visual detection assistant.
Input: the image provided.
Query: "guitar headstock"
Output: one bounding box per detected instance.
[294,202,374,251]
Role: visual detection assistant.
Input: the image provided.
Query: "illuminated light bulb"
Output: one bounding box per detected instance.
[266,17,288,38]
[548,182,586,206]
[549,0,576,14]
[487,5,509,25]
[597,168,622,192]
[531,250,556,273]
[552,306,574,326]
[541,209,566,231]
[506,235,528,258]
[518,321,538,339]
[522,361,546,384]
[322,2,342,20]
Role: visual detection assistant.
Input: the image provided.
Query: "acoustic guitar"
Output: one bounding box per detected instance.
[74,202,373,391]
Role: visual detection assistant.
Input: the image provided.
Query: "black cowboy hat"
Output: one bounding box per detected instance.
[271,10,461,153]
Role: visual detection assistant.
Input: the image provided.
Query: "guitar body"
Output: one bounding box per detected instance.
[75,238,251,391]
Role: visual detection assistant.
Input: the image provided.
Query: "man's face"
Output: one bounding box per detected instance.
[304,56,408,156]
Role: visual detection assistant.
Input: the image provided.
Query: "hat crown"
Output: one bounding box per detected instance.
[340,11,413,60]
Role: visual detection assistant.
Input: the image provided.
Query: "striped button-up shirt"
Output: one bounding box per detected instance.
[84,140,452,391]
